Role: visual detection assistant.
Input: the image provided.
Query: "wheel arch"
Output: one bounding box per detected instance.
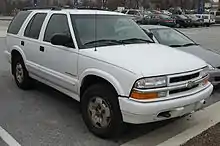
[79,69,125,99]
[11,46,26,75]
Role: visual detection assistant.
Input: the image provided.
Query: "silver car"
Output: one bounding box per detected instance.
[141,25,220,85]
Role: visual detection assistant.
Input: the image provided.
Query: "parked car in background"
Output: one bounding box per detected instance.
[172,14,191,28]
[137,14,176,27]
[121,9,143,17]
[195,14,215,27]
[215,11,220,24]
[141,25,220,85]
[161,10,172,16]
[121,9,143,22]
[186,15,204,27]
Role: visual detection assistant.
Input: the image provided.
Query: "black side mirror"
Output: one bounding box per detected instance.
[147,32,154,40]
[142,29,154,40]
[51,33,73,47]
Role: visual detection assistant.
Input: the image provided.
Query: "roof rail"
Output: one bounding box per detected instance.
[23,6,61,11]
[22,6,109,11]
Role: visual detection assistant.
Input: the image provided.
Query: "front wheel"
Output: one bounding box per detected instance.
[81,83,123,138]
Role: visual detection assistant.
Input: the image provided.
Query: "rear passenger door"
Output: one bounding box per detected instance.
[22,13,47,75]
[39,13,78,94]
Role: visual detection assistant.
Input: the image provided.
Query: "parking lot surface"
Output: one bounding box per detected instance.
[0,21,220,146]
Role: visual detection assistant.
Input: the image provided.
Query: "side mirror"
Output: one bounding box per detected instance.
[147,32,154,40]
[51,33,73,47]
[142,29,154,40]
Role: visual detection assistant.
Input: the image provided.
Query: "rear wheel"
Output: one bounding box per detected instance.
[12,56,33,90]
[81,83,123,138]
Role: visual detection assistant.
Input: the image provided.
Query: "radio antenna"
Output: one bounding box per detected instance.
[94,9,97,51]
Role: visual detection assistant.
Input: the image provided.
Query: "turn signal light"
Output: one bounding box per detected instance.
[130,91,159,100]
[203,78,209,85]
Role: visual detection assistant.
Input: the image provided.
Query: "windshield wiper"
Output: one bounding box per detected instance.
[169,43,198,48]
[182,43,198,47]
[84,39,123,46]
[169,44,183,47]
[120,38,154,44]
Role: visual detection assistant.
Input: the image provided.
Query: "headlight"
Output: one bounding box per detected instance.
[134,76,167,89]
[131,76,167,100]
[200,66,210,78]
[207,64,215,70]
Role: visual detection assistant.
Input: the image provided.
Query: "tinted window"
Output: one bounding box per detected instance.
[8,11,31,34]
[127,10,139,15]
[121,10,127,14]
[44,14,71,43]
[202,15,209,19]
[216,11,220,16]
[24,13,47,39]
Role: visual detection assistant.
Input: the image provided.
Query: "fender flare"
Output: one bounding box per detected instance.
[79,68,125,96]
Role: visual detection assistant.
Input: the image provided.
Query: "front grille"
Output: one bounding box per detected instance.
[169,84,199,94]
[170,72,200,83]
[215,77,220,81]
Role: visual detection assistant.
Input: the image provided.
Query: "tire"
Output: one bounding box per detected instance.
[81,83,123,138]
[205,23,210,27]
[12,56,33,90]
[176,23,180,28]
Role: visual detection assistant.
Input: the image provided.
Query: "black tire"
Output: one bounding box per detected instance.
[12,56,33,90]
[176,23,180,28]
[205,23,210,27]
[81,83,124,138]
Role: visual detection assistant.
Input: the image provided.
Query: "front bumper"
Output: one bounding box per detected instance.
[4,50,11,63]
[119,83,213,124]
[208,69,220,85]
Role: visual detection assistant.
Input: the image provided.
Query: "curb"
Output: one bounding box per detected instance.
[121,101,220,146]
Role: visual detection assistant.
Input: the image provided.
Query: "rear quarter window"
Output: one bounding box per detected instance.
[7,11,31,34]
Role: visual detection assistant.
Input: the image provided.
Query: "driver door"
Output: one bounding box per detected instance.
[39,13,78,94]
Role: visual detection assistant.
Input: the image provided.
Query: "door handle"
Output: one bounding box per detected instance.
[40,46,45,52]
[21,41,24,46]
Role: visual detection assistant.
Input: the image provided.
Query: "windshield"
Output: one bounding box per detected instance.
[159,14,171,19]
[188,15,197,20]
[178,15,188,19]
[151,28,195,46]
[71,15,151,49]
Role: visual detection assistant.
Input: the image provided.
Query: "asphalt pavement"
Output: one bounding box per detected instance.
[0,21,220,146]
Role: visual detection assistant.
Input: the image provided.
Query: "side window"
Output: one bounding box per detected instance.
[44,14,71,43]
[8,11,31,34]
[24,13,47,39]
[216,12,220,16]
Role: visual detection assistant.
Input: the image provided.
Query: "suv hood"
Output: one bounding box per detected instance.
[178,45,220,68]
[81,44,206,77]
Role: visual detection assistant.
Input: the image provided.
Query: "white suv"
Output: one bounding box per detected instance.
[4,8,213,138]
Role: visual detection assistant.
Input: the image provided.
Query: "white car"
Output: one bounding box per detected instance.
[195,14,215,26]
[5,8,213,138]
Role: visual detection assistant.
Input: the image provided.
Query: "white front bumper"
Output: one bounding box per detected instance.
[4,50,11,63]
[119,84,213,124]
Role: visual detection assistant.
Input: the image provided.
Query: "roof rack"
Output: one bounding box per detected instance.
[23,6,61,11]
[22,6,108,11]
